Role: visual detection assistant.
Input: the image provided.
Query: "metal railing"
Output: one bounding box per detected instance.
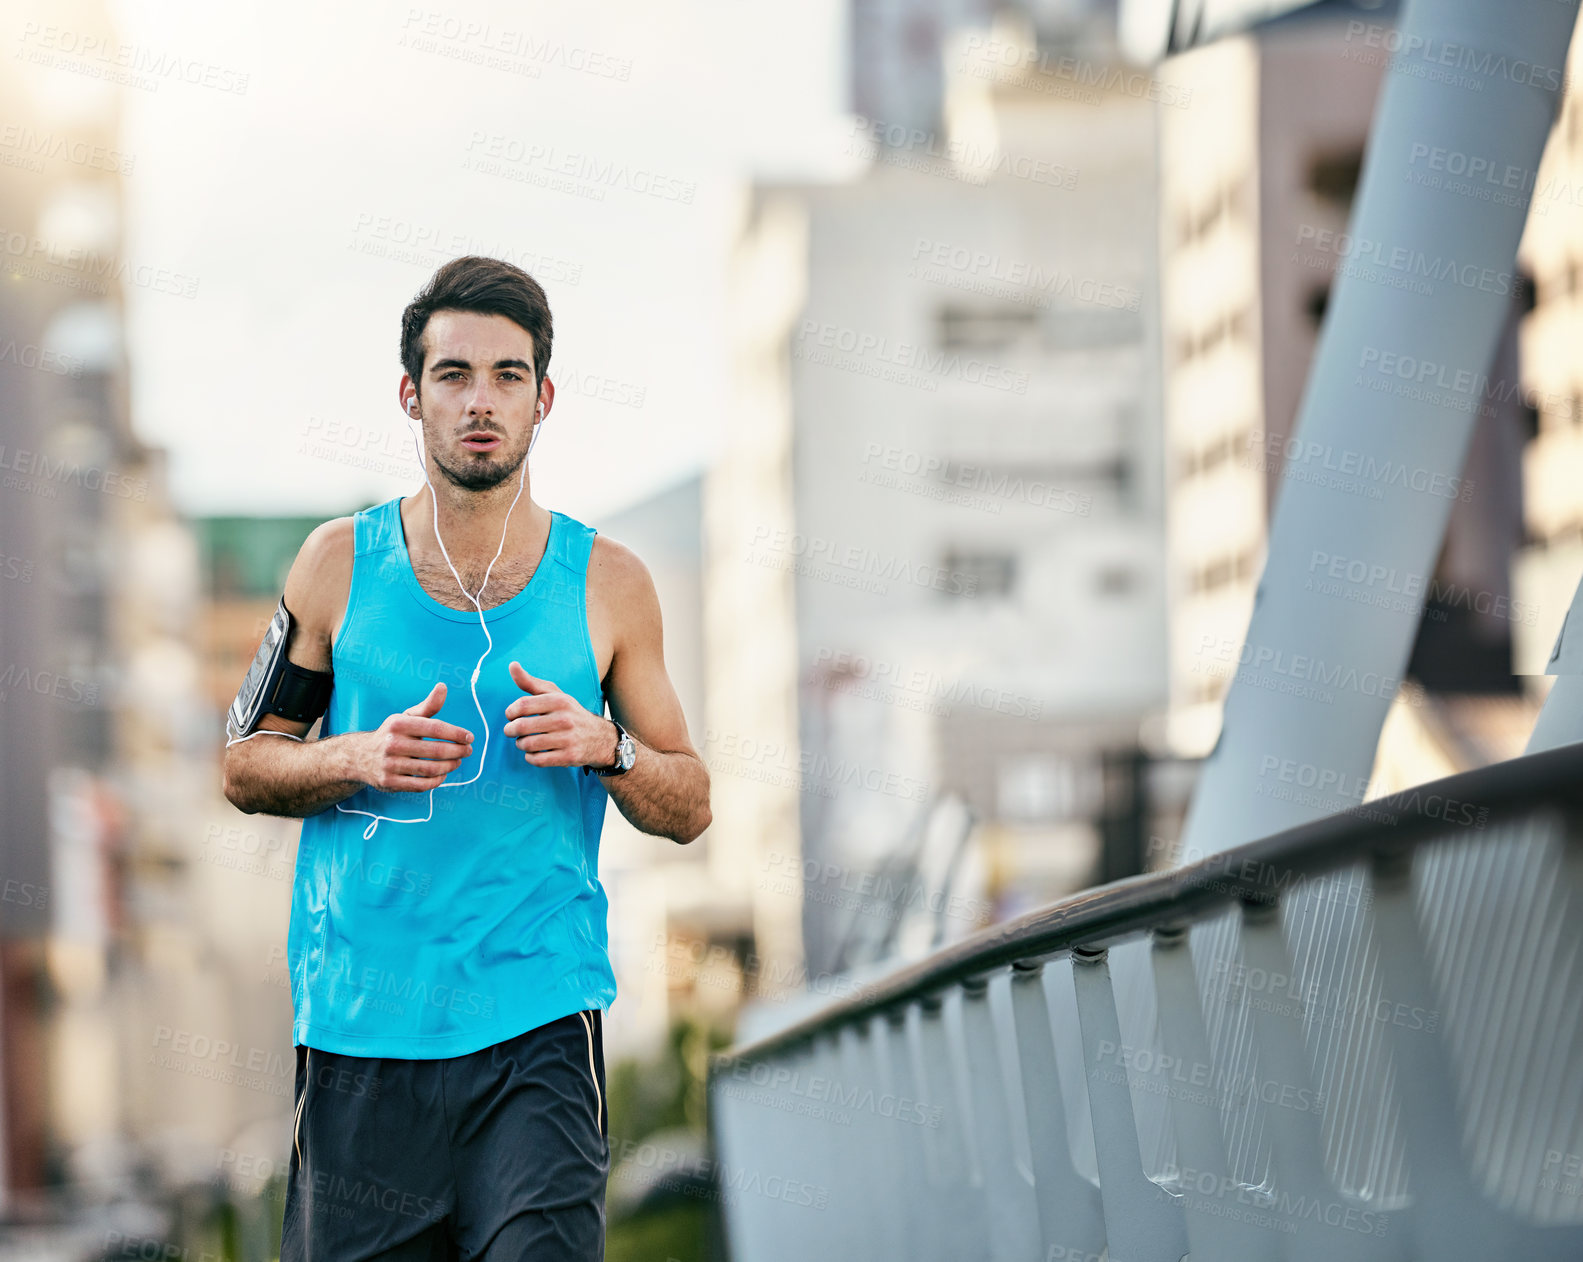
[708,741,1583,1260]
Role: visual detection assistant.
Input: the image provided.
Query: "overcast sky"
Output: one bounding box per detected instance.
[48,0,853,521]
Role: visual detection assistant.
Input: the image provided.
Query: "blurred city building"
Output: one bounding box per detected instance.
[589,473,752,1060]
[1515,26,1583,688]
[0,0,211,1238]
[709,0,1173,1002]
[1153,0,1539,821]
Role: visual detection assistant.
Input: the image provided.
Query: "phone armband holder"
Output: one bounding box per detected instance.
[226,597,334,741]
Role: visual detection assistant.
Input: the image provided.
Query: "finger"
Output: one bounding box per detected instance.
[382,772,454,792]
[522,748,577,767]
[388,756,464,777]
[504,715,568,739]
[388,737,473,761]
[509,661,558,694]
[405,682,447,717]
[503,695,562,721]
[391,715,476,745]
[515,733,573,756]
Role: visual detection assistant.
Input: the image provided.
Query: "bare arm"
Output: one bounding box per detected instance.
[221,519,475,817]
[503,539,711,843]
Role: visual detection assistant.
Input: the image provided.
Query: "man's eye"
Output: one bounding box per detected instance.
[501,372,522,382]
[440,371,463,380]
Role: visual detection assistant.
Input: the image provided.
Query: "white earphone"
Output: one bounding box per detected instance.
[333,394,543,839]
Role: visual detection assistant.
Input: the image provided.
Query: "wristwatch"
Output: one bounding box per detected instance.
[583,719,636,776]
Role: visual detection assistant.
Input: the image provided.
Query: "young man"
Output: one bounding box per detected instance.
[222,255,710,1261]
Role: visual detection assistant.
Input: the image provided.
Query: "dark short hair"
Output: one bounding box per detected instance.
[399,256,553,398]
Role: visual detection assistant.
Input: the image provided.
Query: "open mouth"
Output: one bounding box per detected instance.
[459,432,504,453]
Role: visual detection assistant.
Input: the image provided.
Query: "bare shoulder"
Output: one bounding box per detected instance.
[586,532,661,653]
[587,532,654,598]
[283,517,356,653]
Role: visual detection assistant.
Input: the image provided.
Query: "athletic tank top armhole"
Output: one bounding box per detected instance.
[576,522,604,703]
[334,498,399,656]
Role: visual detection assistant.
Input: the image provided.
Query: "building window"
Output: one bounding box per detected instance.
[940,547,1016,598]
[1177,178,1244,247]
[936,304,1039,352]
[1174,305,1251,364]
[1188,546,1260,594]
[1307,148,1364,209]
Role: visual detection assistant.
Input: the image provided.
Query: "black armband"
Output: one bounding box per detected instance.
[226,597,334,741]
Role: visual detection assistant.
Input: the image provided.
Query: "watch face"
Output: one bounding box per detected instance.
[617,734,636,769]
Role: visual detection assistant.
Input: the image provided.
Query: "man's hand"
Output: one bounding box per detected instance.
[353,682,476,791]
[504,661,616,768]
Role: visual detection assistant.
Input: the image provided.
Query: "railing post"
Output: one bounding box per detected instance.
[871,1011,932,1260]
[1009,959,1107,1261]
[914,994,992,1260]
[960,973,1042,1262]
[1150,925,1278,1262]
[1070,944,1190,1261]
[1237,898,1399,1261]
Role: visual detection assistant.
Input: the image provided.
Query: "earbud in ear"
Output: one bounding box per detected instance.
[407,400,419,418]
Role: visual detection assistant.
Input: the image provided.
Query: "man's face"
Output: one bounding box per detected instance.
[416,310,543,492]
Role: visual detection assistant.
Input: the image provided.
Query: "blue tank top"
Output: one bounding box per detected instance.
[288,496,616,1058]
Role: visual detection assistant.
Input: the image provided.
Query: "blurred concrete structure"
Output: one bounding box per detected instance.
[1515,26,1583,684]
[1158,10,1386,758]
[1155,1,1538,815]
[591,474,752,1060]
[709,3,1171,992]
[0,0,211,1229]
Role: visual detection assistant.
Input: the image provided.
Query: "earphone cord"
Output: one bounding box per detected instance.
[333,409,539,839]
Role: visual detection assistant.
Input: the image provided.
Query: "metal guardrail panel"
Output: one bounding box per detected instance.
[710,745,1583,1260]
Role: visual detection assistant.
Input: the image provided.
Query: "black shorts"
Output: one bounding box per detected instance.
[281,1009,609,1262]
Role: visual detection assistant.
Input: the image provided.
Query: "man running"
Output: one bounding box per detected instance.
[221,254,711,1261]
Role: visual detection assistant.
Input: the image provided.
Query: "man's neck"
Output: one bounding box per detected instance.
[403,478,547,567]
